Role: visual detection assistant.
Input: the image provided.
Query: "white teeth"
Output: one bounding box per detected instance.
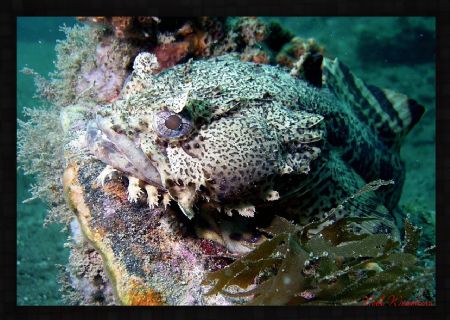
[224,204,256,218]
[237,205,256,218]
[162,193,171,209]
[265,190,280,201]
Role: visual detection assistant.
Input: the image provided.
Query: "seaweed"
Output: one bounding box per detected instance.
[202,181,435,305]
[402,218,421,255]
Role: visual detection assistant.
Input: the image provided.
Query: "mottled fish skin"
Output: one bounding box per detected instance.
[87,53,424,239]
[322,58,424,211]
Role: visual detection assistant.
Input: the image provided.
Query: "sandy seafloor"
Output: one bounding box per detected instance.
[16,17,435,305]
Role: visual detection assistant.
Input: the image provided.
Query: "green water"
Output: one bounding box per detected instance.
[17,17,77,306]
[17,17,435,305]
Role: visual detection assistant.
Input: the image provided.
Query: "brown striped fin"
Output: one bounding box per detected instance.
[323,58,425,147]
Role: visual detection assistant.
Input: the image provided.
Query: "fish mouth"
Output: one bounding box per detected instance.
[85,116,276,270]
[85,116,273,252]
[190,202,273,254]
[73,122,280,305]
[86,116,164,189]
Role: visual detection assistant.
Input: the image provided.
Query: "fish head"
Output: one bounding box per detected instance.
[87,52,325,219]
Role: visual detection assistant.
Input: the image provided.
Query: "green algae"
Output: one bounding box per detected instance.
[203,215,433,305]
[203,181,435,306]
[403,218,421,255]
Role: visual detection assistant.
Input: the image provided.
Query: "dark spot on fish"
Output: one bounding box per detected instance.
[263,92,272,99]
[229,232,242,241]
[165,179,175,187]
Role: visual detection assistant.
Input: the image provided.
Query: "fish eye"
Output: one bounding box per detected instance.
[154,110,192,139]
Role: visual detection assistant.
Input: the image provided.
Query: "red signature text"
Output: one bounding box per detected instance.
[363,294,433,306]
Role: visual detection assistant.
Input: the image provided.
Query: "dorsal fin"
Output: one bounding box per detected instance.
[323,58,425,148]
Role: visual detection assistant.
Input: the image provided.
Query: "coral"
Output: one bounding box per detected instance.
[76,17,226,73]
[210,17,325,69]
[74,17,304,72]
[73,16,317,74]
[212,17,268,57]
[196,17,226,49]
[276,37,325,69]
[232,17,267,47]
[152,30,210,71]
[152,19,224,71]
[153,42,190,71]
[102,179,129,204]
[240,47,270,64]
[17,23,137,225]
[110,16,134,39]
[77,16,160,42]
[18,22,137,226]
[186,30,209,56]
[20,67,56,102]
[157,32,176,44]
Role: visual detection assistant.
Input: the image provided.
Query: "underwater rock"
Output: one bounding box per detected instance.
[60,221,117,306]
[62,160,236,305]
